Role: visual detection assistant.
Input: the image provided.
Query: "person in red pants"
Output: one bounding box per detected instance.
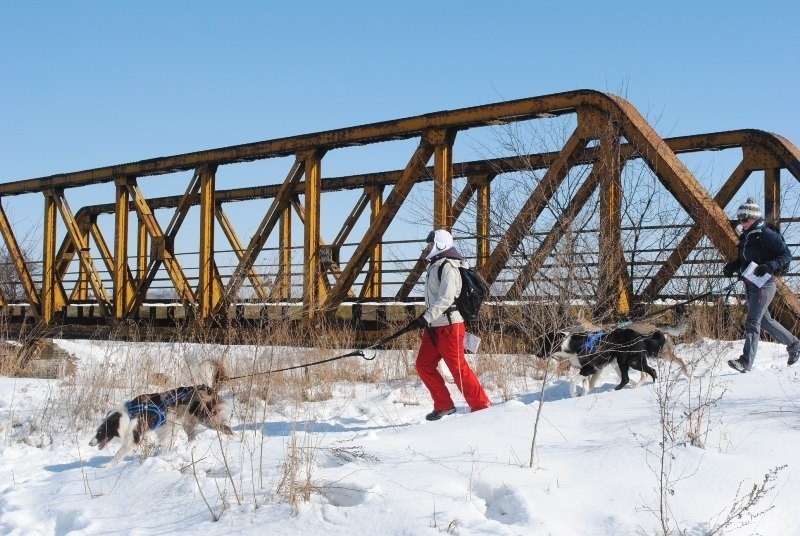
[408,229,492,421]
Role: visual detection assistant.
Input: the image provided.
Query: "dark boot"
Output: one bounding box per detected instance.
[728,356,747,373]
[425,407,456,421]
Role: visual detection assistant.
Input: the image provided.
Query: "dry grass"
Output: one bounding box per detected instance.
[0,298,752,511]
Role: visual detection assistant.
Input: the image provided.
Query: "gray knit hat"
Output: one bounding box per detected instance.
[736,197,762,220]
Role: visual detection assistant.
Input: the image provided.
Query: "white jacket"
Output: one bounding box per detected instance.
[423,257,469,327]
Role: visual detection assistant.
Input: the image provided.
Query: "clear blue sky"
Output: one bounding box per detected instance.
[3,1,798,178]
[0,1,798,248]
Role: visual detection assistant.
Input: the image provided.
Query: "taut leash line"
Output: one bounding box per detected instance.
[227,322,419,381]
[615,278,741,329]
[227,349,372,382]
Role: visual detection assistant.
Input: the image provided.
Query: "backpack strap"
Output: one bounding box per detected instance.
[437,260,458,324]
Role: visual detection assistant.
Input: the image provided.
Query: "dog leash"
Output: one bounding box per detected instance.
[555,279,742,352]
[226,349,373,381]
[359,322,419,358]
[226,323,418,382]
[612,278,741,330]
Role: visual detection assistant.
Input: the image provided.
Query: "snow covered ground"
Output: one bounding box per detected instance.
[1,337,800,535]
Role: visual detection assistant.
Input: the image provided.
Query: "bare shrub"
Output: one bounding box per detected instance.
[276,422,319,510]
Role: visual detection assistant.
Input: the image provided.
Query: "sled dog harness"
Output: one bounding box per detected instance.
[124,387,201,430]
[580,332,605,354]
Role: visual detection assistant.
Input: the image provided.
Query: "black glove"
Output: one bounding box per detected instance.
[754,264,771,277]
[408,314,428,330]
[722,260,739,278]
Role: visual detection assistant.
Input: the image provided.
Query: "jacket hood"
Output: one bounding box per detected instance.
[427,247,464,263]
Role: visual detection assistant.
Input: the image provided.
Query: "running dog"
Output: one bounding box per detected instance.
[553,327,688,397]
[89,361,232,467]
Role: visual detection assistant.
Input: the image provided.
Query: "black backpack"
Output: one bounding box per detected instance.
[748,223,791,276]
[438,261,489,322]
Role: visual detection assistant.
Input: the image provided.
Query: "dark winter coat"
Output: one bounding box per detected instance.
[724,220,792,276]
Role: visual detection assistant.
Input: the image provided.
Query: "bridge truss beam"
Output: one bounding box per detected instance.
[0,91,799,332]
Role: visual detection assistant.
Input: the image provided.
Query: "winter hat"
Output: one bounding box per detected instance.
[736,197,762,221]
[425,229,454,260]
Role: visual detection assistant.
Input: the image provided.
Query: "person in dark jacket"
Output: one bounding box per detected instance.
[408,229,492,420]
[722,198,800,372]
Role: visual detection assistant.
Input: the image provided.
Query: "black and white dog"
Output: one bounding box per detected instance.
[553,327,689,397]
[89,361,233,467]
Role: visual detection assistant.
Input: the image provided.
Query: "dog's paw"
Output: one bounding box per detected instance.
[101,460,117,468]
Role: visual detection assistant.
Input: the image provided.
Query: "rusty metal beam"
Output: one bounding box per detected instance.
[480,123,589,286]
[17,91,800,200]
[72,219,91,302]
[137,219,147,282]
[609,96,739,257]
[198,166,222,318]
[220,158,305,309]
[277,206,292,301]
[42,192,68,322]
[608,96,800,326]
[472,174,493,268]
[42,193,57,322]
[764,168,781,230]
[595,114,631,317]
[334,193,369,247]
[0,90,602,196]
[302,150,324,318]
[52,192,110,314]
[88,216,134,301]
[54,215,82,284]
[289,194,355,299]
[114,180,131,317]
[325,135,435,309]
[634,135,800,303]
[506,170,601,300]
[72,129,800,223]
[127,179,196,313]
[0,201,40,312]
[4,88,800,329]
[215,206,271,301]
[639,162,752,303]
[432,130,455,230]
[361,185,384,299]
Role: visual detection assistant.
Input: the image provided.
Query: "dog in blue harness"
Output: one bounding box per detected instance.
[89,361,232,467]
[553,327,687,397]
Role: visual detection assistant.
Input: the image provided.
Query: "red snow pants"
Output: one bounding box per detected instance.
[415,322,491,412]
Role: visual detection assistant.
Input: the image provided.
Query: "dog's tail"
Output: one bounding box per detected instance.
[213,360,230,387]
[200,359,230,388]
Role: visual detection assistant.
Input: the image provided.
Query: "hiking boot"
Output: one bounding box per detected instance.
[728,357,747,373]
[425,407,456,421]
[788,352,800,366]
